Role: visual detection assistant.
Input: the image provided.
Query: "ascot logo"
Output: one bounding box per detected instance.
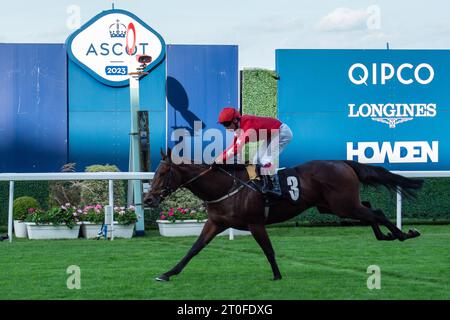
[66,9,165,87]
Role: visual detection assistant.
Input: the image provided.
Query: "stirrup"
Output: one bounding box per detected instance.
[261,175,282,197]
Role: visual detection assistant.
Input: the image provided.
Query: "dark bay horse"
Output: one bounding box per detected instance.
[144,149,423,281]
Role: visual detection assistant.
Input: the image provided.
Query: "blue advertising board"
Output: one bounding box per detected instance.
[0,44,67,173]
[277,49,450,170]
[68,58,166,172]
[166,45,239,161]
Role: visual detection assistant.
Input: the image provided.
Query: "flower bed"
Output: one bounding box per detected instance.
[157,207,207,237]
[79,205,138,239]
[156,207,251,237]
[23,203,138,239]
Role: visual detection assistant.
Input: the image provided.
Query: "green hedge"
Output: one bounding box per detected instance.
[289,178,450,225]
[241,68,277,117]
[0,181,50,226]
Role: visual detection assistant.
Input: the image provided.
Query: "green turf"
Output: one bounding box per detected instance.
[0,225,449,300]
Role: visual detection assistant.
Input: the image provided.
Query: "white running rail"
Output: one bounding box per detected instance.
[391,171,450,230]
[2,171,449,242]
[0,172,154,243]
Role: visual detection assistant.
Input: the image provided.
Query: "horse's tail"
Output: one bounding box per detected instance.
[343,160,423,199]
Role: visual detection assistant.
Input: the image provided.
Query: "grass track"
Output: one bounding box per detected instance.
[0,225,449,299]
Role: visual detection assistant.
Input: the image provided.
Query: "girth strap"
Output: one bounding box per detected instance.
[205,185,245,204]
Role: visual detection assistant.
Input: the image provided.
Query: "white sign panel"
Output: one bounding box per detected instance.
[66,9,165,87]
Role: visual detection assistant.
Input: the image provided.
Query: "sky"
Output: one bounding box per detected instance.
[1,0,450,69]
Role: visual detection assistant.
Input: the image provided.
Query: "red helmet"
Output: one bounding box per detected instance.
[218,107,241,123]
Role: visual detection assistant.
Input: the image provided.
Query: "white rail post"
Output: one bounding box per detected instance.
[109,180,114,240]
[396,187,402,230]
[105,205,113,240]
[229,228,234,240]
[8,181,14,243]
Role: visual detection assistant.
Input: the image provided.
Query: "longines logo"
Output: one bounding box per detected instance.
[348,103,437,128]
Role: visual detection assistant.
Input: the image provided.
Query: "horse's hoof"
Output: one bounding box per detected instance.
[408,229,421,238]
[273,275,282,281]
[155,274,170,282]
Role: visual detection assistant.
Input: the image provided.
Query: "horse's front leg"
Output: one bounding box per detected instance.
[248,224,282,280]
[156,219,226,282]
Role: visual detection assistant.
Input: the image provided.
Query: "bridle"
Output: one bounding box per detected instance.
[153,160,213,201]
[151,160,259,204]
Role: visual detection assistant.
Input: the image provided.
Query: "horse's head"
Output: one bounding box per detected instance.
[143,148,182,208]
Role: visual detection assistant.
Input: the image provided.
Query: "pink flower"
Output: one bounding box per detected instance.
[27,208,36,214]
[95,204,102,210]
[168,212,174,217]
[160,215,166,220]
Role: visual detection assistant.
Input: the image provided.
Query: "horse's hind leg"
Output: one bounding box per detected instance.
[370,223,396,241]
[155,219,226,282]
[371,209,420,241]
[350,206,420,241]
[361,203,396,240]
[248,224,282,280]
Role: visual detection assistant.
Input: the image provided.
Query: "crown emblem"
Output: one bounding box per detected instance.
[109,19,127,38]
[371,117,413,128]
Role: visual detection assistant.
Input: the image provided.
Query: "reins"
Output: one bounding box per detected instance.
[156,161,258,204]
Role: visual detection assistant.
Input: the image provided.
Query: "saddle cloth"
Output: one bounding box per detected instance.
[276,167,302,204]
[246,165,301,204]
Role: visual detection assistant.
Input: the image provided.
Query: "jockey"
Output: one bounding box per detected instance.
[215,107,293,196]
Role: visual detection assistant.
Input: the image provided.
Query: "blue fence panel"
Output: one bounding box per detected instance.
[277,49,450,171]
[0,44,67,172]
[166,45,239,162]
[68,59,166,172]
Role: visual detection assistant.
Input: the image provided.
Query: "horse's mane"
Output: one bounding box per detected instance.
[176,161,249,172]
[211,163,249,171]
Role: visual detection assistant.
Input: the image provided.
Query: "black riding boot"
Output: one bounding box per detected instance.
[269,174,282,196]
[262,174,282,197]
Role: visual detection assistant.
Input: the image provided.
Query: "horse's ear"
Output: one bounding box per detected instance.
[160,148,167,160]
[167,147,172,161]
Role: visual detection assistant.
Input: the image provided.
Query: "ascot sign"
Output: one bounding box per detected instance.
[66,9,165,87]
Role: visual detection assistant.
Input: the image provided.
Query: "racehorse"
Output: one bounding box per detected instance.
[144,148,423,281]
